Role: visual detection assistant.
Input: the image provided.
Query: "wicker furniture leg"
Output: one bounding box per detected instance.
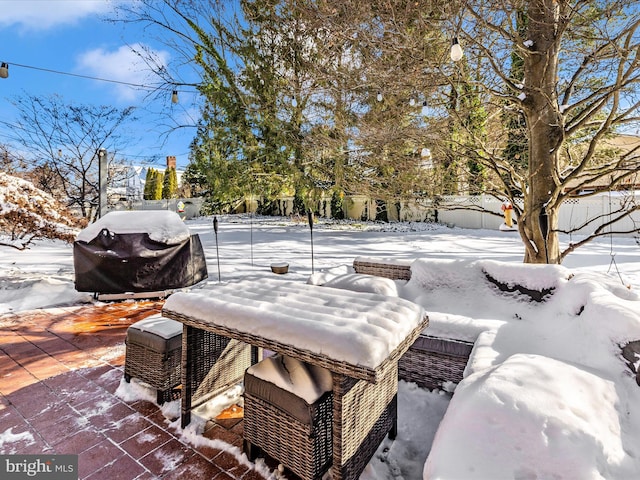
[182,325,195,428]
[181,325,254,429]
[332,361,398,480]
[243,439,260,462]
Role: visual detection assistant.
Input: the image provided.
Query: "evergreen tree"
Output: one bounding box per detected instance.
[143,168,155,200]
[152,170,163,200]
[123,0,640,263]
[162,167,178,199]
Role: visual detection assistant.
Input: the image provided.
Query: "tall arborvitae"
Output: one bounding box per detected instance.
[152,170,164,200]
[143,168,155,200]
[162,167,178,199]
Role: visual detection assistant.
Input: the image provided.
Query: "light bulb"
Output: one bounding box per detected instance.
[421,101,428,116]
[171,90,179,104]
[0,62,8,79]
[376,91,383,102]
[450,37,464,62]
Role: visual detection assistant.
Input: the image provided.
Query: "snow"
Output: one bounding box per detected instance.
[0,172,74,229]
[2,214,640,480]
[163,280,425,370]
[0,428,36,454]
[0,273,92,314]
[319,272,400,296]
[247,355,333,404]
[75,210,191,245]
[0,172,80,248]
[425,354,627,479]
[524,40,534,47]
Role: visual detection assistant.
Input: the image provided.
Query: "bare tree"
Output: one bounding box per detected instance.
[451,0,640,263]
[9,94,137,220]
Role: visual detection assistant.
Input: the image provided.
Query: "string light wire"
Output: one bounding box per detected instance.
[1,61,186,94]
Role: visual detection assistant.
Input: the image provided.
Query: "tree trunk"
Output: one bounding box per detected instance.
[520,0,563,264]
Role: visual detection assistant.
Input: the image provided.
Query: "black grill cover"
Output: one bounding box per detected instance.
[73,212,208,294]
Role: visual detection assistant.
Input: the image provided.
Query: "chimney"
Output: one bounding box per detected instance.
[166,155,176,169]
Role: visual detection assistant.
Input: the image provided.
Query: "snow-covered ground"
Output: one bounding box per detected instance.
[2,214,640,479]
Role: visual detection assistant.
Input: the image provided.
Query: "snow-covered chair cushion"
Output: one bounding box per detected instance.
[321,273,399,297]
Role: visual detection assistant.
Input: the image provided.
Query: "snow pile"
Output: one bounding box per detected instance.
[0,274,91,314]
[76,210,190,244]
[394,258,640,479]
[163,279,425,370]
[321,273,400,297]
[0,172,81,248]
[425,354,628,479]
[247,355,332,404]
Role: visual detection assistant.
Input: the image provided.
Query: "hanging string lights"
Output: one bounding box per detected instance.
[0,60,183,103]
[450,37,464,61]
[370,33,463,112]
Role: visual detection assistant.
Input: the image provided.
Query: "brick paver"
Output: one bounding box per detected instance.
[0,301,273,480]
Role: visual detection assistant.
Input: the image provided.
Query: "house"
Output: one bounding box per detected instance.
[562,134,640,195]
[109,156,185,202]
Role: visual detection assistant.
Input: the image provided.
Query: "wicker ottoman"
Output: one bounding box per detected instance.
[124,314,182,404]
[243,355,333,480]
[399,335,474,390]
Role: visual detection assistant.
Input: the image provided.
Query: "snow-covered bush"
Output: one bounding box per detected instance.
[0,172,84,250]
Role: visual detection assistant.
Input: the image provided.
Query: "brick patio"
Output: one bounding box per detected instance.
[0,300,275,480]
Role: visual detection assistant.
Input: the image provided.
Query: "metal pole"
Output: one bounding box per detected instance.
[249,191,254,267]
[213,216,221,283]
[98,148,107,218]
[307,210,315,274]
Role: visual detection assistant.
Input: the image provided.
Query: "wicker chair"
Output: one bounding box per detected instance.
[352,258,412,281]
[352,257,475,391]
[243,355,333,480]
[124,315,182,404]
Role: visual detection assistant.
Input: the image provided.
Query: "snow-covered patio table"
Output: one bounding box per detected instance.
[162,279,428,480]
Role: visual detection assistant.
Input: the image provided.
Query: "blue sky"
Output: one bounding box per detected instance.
[0,0,200,168]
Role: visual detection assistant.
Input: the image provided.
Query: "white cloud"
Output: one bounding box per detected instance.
[0,0,116,30]
[76,43,171,102]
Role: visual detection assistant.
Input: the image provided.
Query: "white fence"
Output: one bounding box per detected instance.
[329,193,639,237]
[396,193,640,236]
[110,193,639,237]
